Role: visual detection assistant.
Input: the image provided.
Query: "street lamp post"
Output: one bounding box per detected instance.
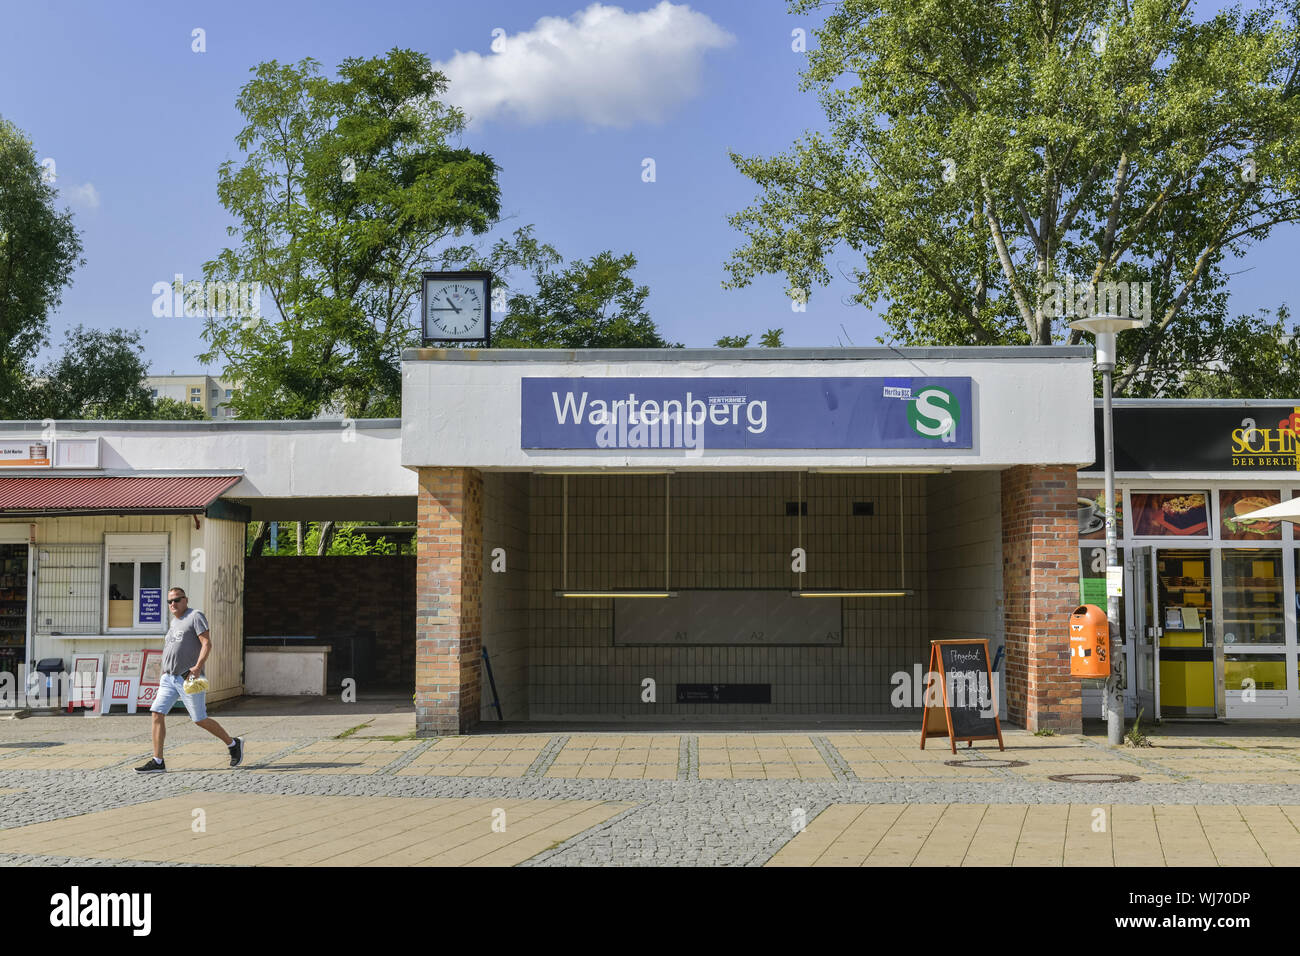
[1070,314,1146,746]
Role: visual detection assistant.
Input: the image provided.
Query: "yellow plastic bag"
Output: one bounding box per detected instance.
[183,675,210,694]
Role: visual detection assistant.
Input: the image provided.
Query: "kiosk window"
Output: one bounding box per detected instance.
[103,534,167,632]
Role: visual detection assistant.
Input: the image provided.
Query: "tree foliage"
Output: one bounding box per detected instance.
[0,115,83,414]
[725,0,1300,395]
[23,326,209,420]
[715,328,785,347]
[247,520,409,556]
[201,49,503,419]
[492,248,680,348]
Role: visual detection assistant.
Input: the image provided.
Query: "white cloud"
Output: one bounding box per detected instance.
[436,2,735,127]
[63,182,100,209]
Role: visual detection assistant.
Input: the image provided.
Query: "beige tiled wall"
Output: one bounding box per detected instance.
[523,472,933,717]
[925,471,1005,713]
[481,473,530,720]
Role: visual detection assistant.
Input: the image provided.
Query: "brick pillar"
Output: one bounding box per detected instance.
[1001,465,1082,732]
[415,468,483,735]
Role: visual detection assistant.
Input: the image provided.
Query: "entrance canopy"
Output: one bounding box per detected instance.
[401,346,1096,471]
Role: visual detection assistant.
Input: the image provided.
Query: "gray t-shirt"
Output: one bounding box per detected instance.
[161,608,210,677]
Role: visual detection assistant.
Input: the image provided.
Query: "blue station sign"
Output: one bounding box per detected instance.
[520,377,973,450]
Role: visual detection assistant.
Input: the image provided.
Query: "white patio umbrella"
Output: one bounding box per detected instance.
[1235,498,1300,524]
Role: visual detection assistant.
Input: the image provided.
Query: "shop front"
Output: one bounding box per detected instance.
[0,420,414,711]
[402,345,1097,735]
[1079,401,1300,720]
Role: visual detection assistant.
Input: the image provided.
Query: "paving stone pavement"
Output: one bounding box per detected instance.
[5,713,1300,866]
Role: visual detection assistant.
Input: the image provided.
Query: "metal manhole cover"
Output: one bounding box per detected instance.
[1048,772,1140,783]
[944,759,1028,768]
[0,741,63,749]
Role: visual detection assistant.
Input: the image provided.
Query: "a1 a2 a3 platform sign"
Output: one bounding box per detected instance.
[520,377,972,450]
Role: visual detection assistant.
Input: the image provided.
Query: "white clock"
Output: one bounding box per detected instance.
[421,271,492,344]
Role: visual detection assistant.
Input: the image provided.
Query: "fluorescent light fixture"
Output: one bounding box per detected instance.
[541,469,674,475]
[791,589,913,598]
[555,590,678,598]
[809,467,948,474]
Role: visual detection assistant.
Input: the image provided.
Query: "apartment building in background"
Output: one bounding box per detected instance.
[143,374,239,419]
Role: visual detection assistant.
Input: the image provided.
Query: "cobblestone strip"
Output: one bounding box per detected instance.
[1076,734,1191,779]
[523,736,569,778]
[679,735,697,781]
[376,739,438,775]
[810,735,856,783]
[527,787,842,866]
[518,802,648,866]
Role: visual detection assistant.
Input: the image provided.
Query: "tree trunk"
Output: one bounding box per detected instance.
[317,520,336,556]
[248,521,270,557]
[296,521,306,555]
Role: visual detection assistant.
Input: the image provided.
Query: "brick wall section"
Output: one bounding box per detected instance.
[245,555,414,687]
[416,468,483,735]
[1001,465,1082,732]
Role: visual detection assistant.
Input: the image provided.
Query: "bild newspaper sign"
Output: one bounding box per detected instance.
[520,377,973,450]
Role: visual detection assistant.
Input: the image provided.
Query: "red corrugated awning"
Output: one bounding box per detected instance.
[0,475,242,515]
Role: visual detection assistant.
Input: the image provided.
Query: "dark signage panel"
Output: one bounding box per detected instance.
[1090,406,1300,472]
[676,684,772,704]
[938,642,1000,740]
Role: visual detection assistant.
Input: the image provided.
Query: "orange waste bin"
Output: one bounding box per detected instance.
[1070,605,1110,677]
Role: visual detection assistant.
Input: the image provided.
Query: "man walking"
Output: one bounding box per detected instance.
[135,587,243,773]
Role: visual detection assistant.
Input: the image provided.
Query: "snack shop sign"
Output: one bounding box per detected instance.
[520,377,973,450]
[1099,406,1300,472]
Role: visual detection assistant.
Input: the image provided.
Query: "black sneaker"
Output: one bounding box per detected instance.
[228,737,244,768]
[135,758,165,774]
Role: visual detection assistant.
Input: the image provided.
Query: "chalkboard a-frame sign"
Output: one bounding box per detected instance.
[920,639,1005,753]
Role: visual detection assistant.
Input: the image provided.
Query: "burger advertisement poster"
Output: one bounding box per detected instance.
[1220,489,1282,540]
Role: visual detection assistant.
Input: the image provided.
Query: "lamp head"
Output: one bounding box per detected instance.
[1070,314,1147,370]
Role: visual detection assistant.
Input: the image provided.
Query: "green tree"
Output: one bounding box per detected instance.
[247,520,407,556]
[24,326,209,420]
[148,396,211,421]
[715,328,785,348]
[0,116,83,414]
[1177,305,1300,397]
[201,49,503,419]
[724,0,1300,396]
[493,250,680,348]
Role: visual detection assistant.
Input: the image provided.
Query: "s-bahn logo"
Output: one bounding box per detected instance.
[907,386,960,441]
[1231,410,1300,469]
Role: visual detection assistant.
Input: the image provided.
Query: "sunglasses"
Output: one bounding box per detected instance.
[167,597,186,604]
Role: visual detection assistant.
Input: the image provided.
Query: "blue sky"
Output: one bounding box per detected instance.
[0,0,1294,375]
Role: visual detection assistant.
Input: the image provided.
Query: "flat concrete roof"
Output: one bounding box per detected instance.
[0,419,400,432]
[402,346,1094,362]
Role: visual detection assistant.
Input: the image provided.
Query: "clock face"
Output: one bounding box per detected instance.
[424,278,487,340]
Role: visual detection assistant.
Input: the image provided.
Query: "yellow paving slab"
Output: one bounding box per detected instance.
[769,802,1300,867]
[0,792,633,866]
[961,804,1028,865]
[1154,806,1218,866]
[1237,806,1300,867]
[1064,804,1114,866]
[912,804,987,866]
[1011,804,1069,866]
[1196,806,1270,866]
[1111,804,1167,866]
